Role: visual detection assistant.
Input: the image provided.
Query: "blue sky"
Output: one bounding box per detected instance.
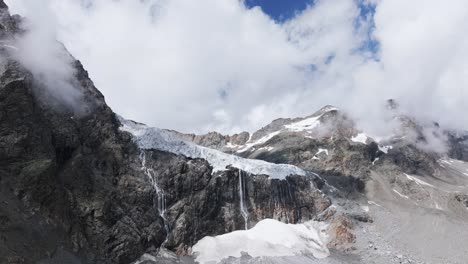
[245,0,379,56]
[245,0,314,21]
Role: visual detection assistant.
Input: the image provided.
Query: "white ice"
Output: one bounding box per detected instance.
[120,118,305,179]
[191,218,329,264]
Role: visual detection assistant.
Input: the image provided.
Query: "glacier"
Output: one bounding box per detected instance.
[119,117,306,179]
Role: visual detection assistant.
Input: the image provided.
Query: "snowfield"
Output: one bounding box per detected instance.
[191,218,329,263]
[119,118,306,179]
[351,133,369,144]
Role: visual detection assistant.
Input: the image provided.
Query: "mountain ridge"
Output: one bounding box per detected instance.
[2,1,468,264]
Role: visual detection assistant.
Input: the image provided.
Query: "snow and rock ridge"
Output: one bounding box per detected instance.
[119,117,306,179]
[233,105,339,153]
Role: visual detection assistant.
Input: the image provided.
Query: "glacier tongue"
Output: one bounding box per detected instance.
[119,118,305,179]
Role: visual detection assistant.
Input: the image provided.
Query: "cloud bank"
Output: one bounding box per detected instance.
[6,0,468,136]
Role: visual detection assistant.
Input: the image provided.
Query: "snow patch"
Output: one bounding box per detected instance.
[312,148,328,160]
[237,131,280,153]
[439,159,452,165]
[361,205,370,213]
[225,142,240,148]
[285,116,321,132]
[192,219,329,263]
[404,173,435,188]
[372,157,379,165]
[393,189,409,199]
[368,201,382,207]
[316,148,329,156]
[351,133,368,144]
[378,145,393,154]
[258,146,274,151]
[120,118,305,179]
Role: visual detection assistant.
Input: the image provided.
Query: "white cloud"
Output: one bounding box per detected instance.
[5,0,468,137]
[7,0,84,112]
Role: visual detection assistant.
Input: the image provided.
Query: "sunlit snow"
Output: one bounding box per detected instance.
[192,218,329,263]
[351,133,368,144]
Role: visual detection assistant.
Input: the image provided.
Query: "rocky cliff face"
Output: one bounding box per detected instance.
[0,3,334,264]
[0,6,167,262]
[138,150,331,254]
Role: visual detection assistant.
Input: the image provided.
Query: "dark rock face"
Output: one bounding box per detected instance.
[0,8,166,263]
[0,66,331,262]
[0,1,7,10]
[455,194,468,209]
[0,6,334,263]
[447,132,468,161]
[137,150,331,254]
[0,53,167,264]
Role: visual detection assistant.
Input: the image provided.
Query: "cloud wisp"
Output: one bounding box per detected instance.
[7,0,85,113]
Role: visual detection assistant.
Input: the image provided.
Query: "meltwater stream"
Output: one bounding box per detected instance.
[139,151,170,244]
[238,169,249,230]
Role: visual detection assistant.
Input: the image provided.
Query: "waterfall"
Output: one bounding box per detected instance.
[140,151,170,244]
[238,169,249,230]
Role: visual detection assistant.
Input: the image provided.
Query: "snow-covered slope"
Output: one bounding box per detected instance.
[119,118,306,179]
[233,105,338,153]
[191,218,329,263]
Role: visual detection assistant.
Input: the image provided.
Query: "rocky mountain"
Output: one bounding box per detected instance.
[172,105,468,263]
[0,3,339,264]
[2,2,468,264]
